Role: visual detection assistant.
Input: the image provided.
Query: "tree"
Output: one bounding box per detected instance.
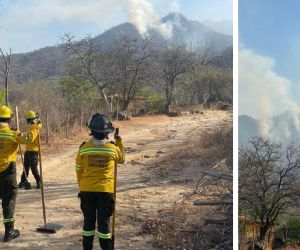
[211,46,233,69]
[59,77,101,123]
[59,77,99,110]
[61,34,111,111]
[159,44,194,110]
[198,67,232,105]
[0,48,11,105]
[239,137,300,249]
[104,35,155,111]
[185,44,232,107]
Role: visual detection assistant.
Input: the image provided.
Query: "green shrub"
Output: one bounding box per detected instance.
[287,217,300,242]
[146,94,166,113]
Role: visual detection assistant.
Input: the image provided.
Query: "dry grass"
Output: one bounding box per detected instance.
[143,203,206,249]
[146,126,233,178]
[141,127,233,250]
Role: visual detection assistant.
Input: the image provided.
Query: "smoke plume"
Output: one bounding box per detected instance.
[239,48,300,138]
[127,0,178,39]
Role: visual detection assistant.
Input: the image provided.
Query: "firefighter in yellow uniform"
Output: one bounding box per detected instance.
[75,114,125,250]
[18,111,42,190]
[0,105,39,242]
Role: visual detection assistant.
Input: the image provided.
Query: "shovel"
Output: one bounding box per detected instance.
[36,132,60,234]
[15,106,29,186]
[111,127,119,249]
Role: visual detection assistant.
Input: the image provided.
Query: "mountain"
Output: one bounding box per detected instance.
[92,13,232,52]
[271,111,300,140]
[158,13,232,52]
[239,111,300,146]
[238,115,260,146]
[4,13,232,84]
[203,20,233,36]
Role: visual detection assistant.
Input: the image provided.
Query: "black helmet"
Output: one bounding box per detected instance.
[88,113,115,133]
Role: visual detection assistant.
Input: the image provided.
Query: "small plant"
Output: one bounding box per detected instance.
[287,217,300,242]
[146,94,166,113]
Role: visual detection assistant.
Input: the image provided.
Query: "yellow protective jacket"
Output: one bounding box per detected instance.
[0,123,39,172]
[25,123,42,152]
[75,138,125,193]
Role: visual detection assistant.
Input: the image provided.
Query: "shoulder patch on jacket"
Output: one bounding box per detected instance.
[79,141,86,148]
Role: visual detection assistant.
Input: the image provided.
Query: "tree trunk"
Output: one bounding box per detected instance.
[5,72,8,106]
[197,93,204,104]
[257,224,268,250]
[165,80,174,112]
[122,99,130,113]
[97,86,110,113]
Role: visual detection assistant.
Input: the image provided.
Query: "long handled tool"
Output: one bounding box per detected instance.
[112,127,119,249]
[15,106,28,183]
[36,132,58,234]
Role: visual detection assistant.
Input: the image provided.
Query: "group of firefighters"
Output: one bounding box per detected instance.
[0,105,124,250]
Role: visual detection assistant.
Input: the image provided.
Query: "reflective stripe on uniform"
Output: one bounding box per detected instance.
[3,217,15,224]
[82,230,95,236]
[79,148,116,156]
[96,231,112,239]
[24,133,29,144]
[75,164,82,170]
[0,133,14,139]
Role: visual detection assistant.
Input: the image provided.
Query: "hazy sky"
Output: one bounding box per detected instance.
[239,0,300,117]
[0,0,232,53]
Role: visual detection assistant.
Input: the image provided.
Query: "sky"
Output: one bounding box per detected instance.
[0,0,232,53]
[239,0,300,136]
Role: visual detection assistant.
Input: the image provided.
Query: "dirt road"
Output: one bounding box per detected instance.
[0,110,232,249]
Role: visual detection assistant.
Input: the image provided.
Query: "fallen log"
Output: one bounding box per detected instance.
[193,199,233,206]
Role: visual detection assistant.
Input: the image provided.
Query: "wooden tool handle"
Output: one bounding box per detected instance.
[15,106,24,165]
[38,132,47,228]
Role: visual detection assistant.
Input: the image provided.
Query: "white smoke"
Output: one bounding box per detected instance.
[169,0,181,13]
[127,0,178,39]
[0,0,180,52]
[239,48,300,137]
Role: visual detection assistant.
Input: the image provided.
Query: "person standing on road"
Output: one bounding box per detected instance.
[18,111,42,190]
[75,113,125,250]
[0,105,38,242]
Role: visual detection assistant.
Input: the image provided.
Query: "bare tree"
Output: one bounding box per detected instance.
[159,44,194,110]
[185,45,233,107]
[239,137,300,249]
[105,35,155,111]
[0,48,12,105]
[211,46,233,69]
[61,34,110,111]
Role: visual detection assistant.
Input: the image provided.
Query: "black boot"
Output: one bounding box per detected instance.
[83,236,94,250]
[4,222,20,242]
[99,238,113,250]
[24,182,32,190]
[36,181,41,189]
[18,182,25,188]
